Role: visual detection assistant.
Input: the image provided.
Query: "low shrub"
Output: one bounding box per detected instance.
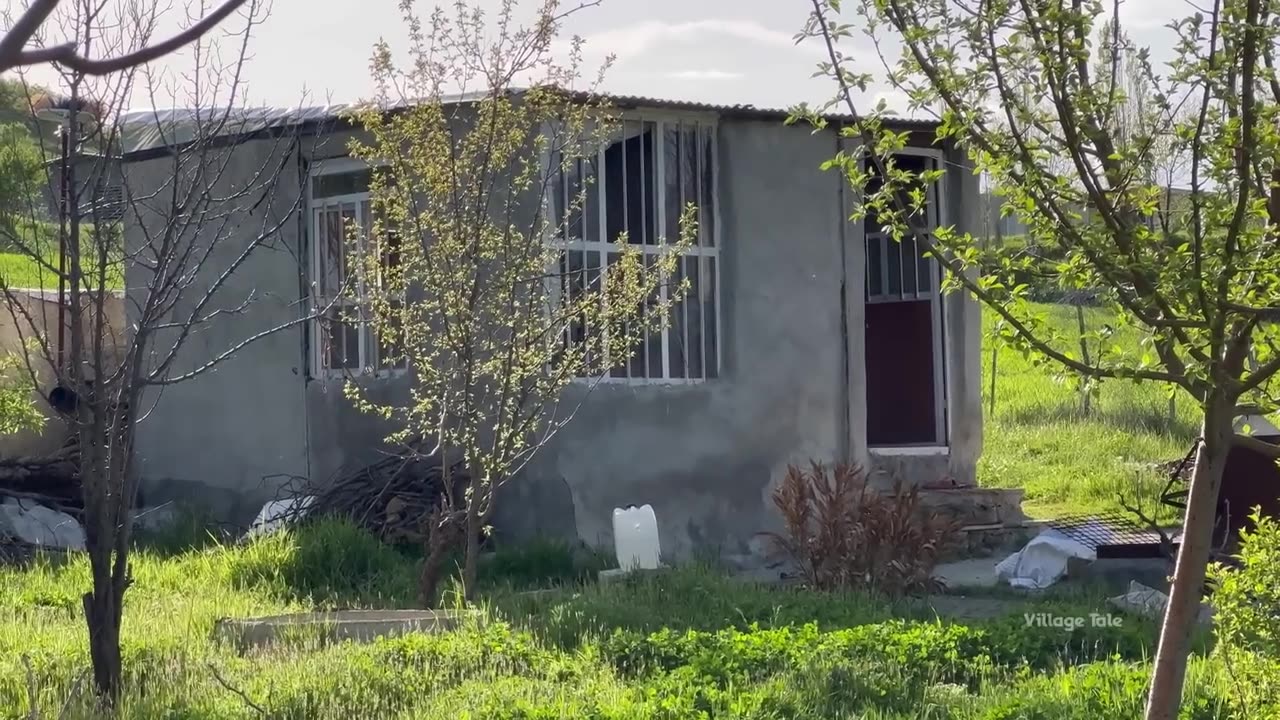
[1209,509,1280,718]
[767,461,959,594]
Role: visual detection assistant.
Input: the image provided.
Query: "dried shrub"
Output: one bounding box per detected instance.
[766,461,959,595]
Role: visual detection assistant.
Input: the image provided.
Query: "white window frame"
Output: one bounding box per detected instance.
[308,156,406,380]
[552,111,723,385]
[862,146,950,449]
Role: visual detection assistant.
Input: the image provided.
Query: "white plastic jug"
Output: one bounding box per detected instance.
[612,504,661,570]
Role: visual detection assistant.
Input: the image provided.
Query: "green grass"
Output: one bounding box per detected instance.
[0,217,124,289]
[0,251,125,290]
[0,520,1242,719]
[0,252,62,289]
[980,302,1201,519]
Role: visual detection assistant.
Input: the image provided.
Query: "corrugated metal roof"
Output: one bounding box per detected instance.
[122,88,938,158]
[587,91,939,129]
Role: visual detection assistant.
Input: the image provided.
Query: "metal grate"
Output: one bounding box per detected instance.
[1048,513,1172,558]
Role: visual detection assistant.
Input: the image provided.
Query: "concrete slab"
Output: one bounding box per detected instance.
[933,557,1000,589]
[598,566,669,584]
[214,609,476,650]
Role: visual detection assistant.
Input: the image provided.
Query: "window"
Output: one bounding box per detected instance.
[865,153,942,303]
[309,159,405,377]
[551,117,720,381]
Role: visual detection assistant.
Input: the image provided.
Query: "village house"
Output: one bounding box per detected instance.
[120,93,986,557]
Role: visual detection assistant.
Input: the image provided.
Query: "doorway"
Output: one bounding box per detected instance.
[863,152,947,447]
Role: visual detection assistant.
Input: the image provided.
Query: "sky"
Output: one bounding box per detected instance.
[9,0,1189,115]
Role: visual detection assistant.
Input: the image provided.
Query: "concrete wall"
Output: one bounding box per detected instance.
[501,121,984,556]
[0,290,125,459]
[498,119,850,557]
[124,111,982,551]
[126,139,311,522]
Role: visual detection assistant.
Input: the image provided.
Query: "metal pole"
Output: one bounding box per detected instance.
[56,126,68,374]
[1076,303,1092,415]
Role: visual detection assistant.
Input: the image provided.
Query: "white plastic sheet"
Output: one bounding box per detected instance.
[246,496,314,538]
[994,528,1096,589]
[0,497,85,550]
[119,105,348,154]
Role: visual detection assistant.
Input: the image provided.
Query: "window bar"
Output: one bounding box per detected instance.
[312,204,322,375]
[657,120,670,380]
[562,154,570,243]
[639,123,652,378]
[879,235,890,303]
[598,146,618,379]
[696,121,706,379]
[677,121,690,379]
[711,125,722,375]
[621,124,633,378]
[900,233,909,302]
[345,203,365,371]
[640,123,647,247]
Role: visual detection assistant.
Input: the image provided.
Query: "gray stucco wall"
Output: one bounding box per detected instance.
[126,139,311,521]
[498,119,849,557]
[125,110,982,553]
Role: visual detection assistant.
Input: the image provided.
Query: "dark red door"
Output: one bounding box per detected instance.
[865,299,937,445]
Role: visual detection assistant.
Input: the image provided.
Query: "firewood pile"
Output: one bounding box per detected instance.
[273,449,468,544]
[0,440,83,516]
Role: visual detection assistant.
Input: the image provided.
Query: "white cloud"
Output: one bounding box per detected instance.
[665,69,744,80]
[565,18,825,61]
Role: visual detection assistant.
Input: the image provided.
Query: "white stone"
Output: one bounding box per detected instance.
[0,496,85,550]
[1108,580,1214,625]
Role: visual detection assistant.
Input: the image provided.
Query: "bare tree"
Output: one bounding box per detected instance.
[798,0,1280,717]
[0,0,249,75]
[0,0,317,700]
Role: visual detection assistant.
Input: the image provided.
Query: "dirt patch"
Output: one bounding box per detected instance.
[925,594,1027,620]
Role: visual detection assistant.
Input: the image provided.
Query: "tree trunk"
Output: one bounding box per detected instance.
[462,499,482,602]
[419,534,449,609]
[1144,400,1232,720]
[82,583,121,701]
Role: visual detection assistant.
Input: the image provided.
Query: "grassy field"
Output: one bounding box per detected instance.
[979,303,1201,519]
[0,252,125,290]
[0,252,62,289]
[0,217,124,289]
[0,520,1239,719]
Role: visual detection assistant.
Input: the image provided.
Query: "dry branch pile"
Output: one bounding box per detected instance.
[273,449,467,544]
[0,441,83,515]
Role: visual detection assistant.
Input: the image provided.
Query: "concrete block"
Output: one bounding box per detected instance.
[919,487,1028,527]
[598,567,668,585]
[213,609,476,651]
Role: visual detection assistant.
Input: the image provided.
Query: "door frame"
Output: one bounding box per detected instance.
[862,146,950,449]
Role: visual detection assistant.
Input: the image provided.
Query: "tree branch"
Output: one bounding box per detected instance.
[8,0,249,75]
[1232,432,1280,459]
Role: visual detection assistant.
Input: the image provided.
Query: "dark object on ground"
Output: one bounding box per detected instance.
[0,536,77,566]
[272,446,468,543]
[1048,512,1172,559]
[1162,434,1280,547]
[46,383,84,415]
[0,445,83,515]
